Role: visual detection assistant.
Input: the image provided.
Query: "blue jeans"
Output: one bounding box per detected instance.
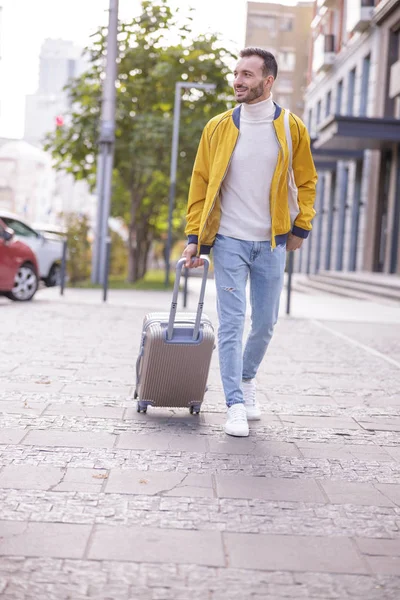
[213,234,286,408]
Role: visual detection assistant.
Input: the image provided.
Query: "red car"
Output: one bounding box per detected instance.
[0,218,39,301]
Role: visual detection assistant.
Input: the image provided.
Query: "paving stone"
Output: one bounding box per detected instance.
[216,475,325,502]
[280,415,362,430]
[0,429,26,445]
[22,430,116,449]
[384,447,400,461]
[357,418,400,432]
[363,556,400,576]
[208,439,300,457]
[44,404,125,419]
[355,537,400,557]
[319,481,394,506]
[374,484,400,506]
[266,393,336,406]
[0,521,91,558]
[0,382,65,394]
[0,465,64,490]
[88,525,225,566]
[116,432,208,452]
[61,383,132,397]
[298,443,394,462]
[74,367,133,383]
[224,533,368,574]
[0,401,48,417]
[105,469,214,497]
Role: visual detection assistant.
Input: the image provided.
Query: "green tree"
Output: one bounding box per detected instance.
[64,213,91,283]
[45,0,234,282]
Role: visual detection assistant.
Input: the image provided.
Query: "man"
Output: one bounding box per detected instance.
[183,47,317,437]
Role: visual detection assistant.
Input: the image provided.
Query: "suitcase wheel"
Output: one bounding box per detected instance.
[137,401,147,414]
[189,405,201,415]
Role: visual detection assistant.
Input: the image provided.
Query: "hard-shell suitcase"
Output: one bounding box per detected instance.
[134,258,214,414]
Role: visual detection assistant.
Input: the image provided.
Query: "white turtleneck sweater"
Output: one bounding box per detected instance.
[218,95,279,241]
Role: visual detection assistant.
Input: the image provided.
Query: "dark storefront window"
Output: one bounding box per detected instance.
[375,150,392,272]
[336,166,349,270]
[347,68,356,116]
[326,90,332,118]
[360,54,371,116]
[336,80,343,114]
[390,146,400,273]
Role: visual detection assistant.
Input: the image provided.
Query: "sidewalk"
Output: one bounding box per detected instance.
[0,281,400,599]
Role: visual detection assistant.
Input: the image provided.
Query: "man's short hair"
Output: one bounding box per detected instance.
[239,47,278,79]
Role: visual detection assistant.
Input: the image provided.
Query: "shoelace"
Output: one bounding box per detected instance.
[229,405,247,422]
[244,386,256,406]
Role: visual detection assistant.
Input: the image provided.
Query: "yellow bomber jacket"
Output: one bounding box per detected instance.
[185,103,317,253]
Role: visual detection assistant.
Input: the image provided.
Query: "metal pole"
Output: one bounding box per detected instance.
[91,0,119,284]
[286,251,294,315]
[165,83,182,287]
[60,239,68,296]
[182,266,189,307]
[103,237,112,302]
[164,82,216,288]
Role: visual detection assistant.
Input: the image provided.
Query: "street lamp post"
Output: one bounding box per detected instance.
[91,0,119,285]
[164,81,216,287]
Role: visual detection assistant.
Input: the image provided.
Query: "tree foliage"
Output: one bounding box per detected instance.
[45,0,234,281]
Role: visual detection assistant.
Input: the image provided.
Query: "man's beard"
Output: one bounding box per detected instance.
[235,80,265,103]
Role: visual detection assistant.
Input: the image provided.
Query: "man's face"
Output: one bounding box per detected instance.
[233,56,274,104]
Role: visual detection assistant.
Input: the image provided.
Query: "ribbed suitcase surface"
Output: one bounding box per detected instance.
[135,260,215,413]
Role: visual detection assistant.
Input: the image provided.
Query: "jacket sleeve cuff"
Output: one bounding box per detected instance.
[292,225,310,239]
[187,235,199,245]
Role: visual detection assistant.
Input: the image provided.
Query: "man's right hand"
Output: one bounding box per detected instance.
[182,243,205,268]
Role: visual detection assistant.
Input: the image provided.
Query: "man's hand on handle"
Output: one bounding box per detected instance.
[286,233,304,252]
[182,243,205,268]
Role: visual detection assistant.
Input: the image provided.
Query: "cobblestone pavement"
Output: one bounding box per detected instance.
[0,284,400,600]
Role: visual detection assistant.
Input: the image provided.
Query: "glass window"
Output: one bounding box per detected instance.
[347,68,356,115]
[326,90,332,117]
[280,17,293,32]
[0,217,39,238]
[278,51,296,71]
[316,100,322,125]
[248,15,277,31]
[336,80,343,114]
[360,54,370,116]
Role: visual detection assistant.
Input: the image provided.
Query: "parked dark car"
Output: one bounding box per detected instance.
[0,218,39,301]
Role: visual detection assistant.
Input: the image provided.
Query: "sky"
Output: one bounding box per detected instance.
[0,0,300,139]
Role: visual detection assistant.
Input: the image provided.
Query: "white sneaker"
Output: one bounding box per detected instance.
[242,379,261,421]
[224,403,249,437]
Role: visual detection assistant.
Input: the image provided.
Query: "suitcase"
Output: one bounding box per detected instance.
[134,257,215,414]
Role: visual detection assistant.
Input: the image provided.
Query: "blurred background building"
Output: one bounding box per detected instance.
[297,0,400,285]
[24,39,87,147]
[0,37,95,227]
[245,1,314,113]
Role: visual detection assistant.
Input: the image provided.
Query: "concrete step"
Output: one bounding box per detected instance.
[308,273,400,302]
[294,273,400,306]
[315,271,400,293]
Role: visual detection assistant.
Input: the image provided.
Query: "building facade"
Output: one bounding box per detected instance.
[24,39,87,147]
[245,1,314,113]
[299,0,400,276]
[22,39,95,228]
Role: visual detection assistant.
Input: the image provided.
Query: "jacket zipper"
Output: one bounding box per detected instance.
[271,123,284,251]
[198,132,240,252]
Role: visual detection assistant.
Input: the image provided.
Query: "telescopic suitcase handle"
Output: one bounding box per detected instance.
[167,257,210,341]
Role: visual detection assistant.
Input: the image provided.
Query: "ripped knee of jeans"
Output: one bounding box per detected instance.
[221,286,235,292]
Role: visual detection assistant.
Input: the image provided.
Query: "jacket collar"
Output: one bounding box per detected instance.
[232,102,282,130]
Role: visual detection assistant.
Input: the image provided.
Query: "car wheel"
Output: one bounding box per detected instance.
[5,263,38,301]
[44,263,61,287]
